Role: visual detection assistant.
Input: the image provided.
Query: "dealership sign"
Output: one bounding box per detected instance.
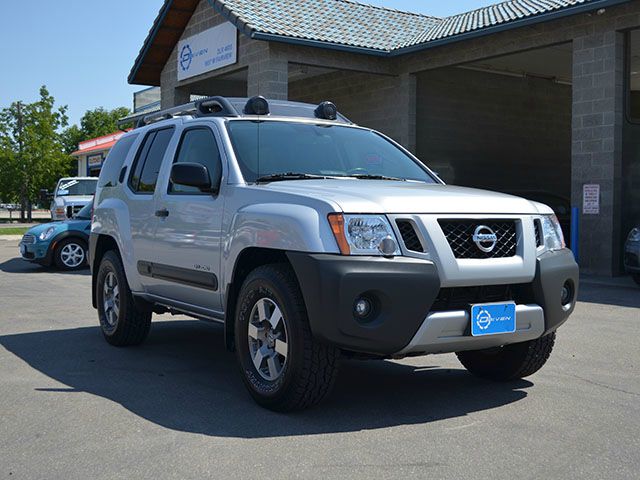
[87,154,103,169]
[177,23,237,81]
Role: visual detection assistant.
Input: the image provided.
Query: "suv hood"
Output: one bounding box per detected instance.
[262,180,550,215]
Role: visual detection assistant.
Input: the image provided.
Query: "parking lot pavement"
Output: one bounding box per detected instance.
[1,239,639,480]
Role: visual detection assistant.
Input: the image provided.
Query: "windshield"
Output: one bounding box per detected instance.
[226,121,437,184]
[75,202,93,220]
[56,179,98,197]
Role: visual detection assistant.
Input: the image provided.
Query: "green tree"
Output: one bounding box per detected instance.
[61,106,131,154]
[0,86,69,221]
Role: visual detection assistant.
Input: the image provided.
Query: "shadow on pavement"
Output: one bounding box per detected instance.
[0,257,89,276]
[0,320,531,438]
[579,282,640,309]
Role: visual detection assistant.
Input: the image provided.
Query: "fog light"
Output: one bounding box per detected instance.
[354,298,372,318]
[561,281,574,306]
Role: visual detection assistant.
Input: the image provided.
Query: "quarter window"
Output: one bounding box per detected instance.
[99,134,138,188]
[129,127,174,193]
[170,128,222,194]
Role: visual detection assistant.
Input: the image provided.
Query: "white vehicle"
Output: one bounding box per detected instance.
[90,96,579,411]
[50,177,97,220]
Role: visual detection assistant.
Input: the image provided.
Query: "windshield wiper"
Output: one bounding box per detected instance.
[255,173,335,183]
[349,174,407,182]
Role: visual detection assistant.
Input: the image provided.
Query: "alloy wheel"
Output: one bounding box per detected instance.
[103,272,120,329]
[60,243,85,268]
[247,297,289,381]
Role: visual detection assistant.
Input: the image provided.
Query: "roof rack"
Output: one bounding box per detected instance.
[118,96,239,129]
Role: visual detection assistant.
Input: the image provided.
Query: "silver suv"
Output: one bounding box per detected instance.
[90,96,578,411]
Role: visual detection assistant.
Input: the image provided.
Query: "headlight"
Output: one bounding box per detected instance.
[39,227,56,241]
[328,214,401,256]
[628,228,640,243]
[540,214,565,251]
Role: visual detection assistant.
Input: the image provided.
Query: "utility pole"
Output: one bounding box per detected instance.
[16,101,26,222]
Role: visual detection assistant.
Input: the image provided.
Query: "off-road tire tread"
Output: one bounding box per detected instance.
[237,264,340,411]
[98,251,151,347]
[456,332,556,381]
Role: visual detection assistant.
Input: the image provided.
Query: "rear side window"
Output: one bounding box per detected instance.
[129,127,174,194]
[98,134,138,188]
[170,128,222,194]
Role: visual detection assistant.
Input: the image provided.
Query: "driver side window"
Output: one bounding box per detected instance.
[170,128,222,194]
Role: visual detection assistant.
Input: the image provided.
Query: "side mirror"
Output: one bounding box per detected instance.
[170,162,217,193]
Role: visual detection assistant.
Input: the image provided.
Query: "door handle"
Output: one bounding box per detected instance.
[155,208,169,218]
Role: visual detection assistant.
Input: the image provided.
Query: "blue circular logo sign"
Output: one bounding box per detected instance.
[180,45,193,71]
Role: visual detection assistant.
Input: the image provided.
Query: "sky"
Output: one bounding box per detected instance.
[0,1,496,127]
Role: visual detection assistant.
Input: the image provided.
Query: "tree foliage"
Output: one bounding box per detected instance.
[0,86,69,210]
[61,106,131,154]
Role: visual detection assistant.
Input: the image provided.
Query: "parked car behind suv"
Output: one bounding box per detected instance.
[20,201,92,270]
[50,177,97,220]
[90,96,578,411]
[625,226,640,285]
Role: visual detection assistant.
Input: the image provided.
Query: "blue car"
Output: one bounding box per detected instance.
[625,226,640,286]
[19,201,92,270]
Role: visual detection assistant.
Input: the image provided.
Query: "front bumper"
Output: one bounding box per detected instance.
[19,241,53,265]
[287,249,578,357]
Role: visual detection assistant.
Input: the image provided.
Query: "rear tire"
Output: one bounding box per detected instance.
[235,264,340,411]
[456,333,556,381]
[96,251,151,346]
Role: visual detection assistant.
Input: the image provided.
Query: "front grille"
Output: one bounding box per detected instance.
[431,284,535,312]
[396,220,424,253]
[66,205,82,218]
[534,219,543,247]
[438,219,518,259]
[21,234,36,245]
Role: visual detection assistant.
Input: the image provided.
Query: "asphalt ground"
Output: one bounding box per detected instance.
[0,238,638,479]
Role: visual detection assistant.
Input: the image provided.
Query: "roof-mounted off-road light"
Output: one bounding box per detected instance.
[315,101,337,120]
[244,96,270,115]
[197,99,224,115]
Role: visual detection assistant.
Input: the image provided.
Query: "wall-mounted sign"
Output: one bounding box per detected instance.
[583,184,600,215]
[87,154,103,169]
[177,23,237,81]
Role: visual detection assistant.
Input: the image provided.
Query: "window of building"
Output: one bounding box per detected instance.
[170,128,222,194]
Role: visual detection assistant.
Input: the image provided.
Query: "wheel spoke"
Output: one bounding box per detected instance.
[256,299,269,322]
[268,305,283,329]
[266,355,281,379]
[248,323,265,341]
[253,346,268,370]
[275,338,287,358]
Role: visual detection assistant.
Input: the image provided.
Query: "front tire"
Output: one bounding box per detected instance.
[456,333,556,381]
[96,251,151,346]
[54,238,87,270]
[235,264,340,411]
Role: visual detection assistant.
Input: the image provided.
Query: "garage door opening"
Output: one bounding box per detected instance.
[416,43,573,235]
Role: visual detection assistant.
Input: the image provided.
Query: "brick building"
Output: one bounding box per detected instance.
[128,0,640,276]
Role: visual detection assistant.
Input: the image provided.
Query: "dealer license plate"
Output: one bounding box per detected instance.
[470,302,516,337]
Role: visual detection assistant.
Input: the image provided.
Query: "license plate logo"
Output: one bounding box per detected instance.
[471,302,516,336]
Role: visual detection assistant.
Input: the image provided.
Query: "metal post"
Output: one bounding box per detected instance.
[571,207,580,263]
